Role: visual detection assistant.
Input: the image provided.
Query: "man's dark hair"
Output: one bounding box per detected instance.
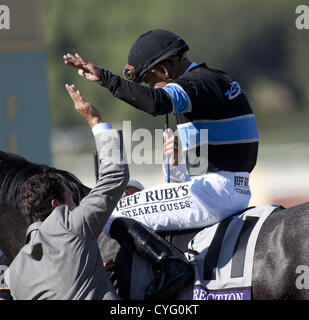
[18,172,66,225]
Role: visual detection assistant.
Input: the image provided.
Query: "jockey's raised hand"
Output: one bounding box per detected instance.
[65,84,102,128]
[63,53,101,82]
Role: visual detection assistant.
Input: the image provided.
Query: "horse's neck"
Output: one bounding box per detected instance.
[0,208,27,263]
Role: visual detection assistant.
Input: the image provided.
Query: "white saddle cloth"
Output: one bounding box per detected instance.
[187,204,278,300]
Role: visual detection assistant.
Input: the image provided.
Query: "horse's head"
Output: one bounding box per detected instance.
[0,151,90,263]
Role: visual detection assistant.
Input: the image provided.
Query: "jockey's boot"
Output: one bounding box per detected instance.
[110,217,194,300]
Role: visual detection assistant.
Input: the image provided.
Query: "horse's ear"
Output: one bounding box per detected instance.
[0,150,29,164]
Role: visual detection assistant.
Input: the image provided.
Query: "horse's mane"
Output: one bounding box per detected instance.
[0,150,92,261]
[0,150,91,209]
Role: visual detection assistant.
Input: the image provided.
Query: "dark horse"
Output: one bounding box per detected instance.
[1,150,309,299]
[0,151,120,268]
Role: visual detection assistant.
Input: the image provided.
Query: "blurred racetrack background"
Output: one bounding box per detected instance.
[1,0,309,208]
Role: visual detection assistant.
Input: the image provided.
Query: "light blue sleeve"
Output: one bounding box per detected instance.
[162,83,192,113]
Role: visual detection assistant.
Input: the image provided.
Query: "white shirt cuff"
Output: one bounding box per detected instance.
[92,122,113,135]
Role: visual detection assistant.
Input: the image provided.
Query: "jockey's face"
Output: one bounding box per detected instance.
[122,186,141,198]
[141,57,180,89]
[141,67,169,89]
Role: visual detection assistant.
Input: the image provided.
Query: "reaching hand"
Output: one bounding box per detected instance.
[65,84,102,128]
[63,53,102,82]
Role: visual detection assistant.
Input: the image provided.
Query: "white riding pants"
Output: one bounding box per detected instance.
[103,171,251,234]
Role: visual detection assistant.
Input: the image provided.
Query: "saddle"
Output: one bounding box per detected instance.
[187,204,279,300]
[115,205,281,300]
[157,207,257,254]
[158,228,204,254]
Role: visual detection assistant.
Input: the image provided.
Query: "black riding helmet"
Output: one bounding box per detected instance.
[123,29,189,83]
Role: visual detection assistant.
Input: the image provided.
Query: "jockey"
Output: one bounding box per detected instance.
[122,179,145,198]
[64,29,259,298]
[64,29,258,230]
